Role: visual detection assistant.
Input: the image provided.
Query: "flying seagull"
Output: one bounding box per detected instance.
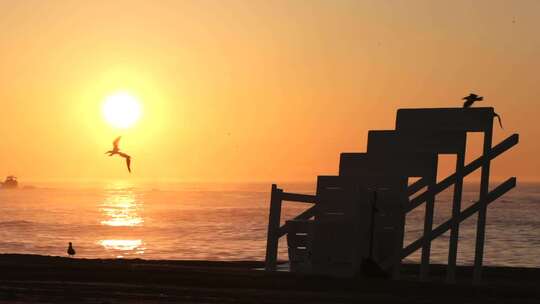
[67,242,76,257]
[105,136,132,173]
[494,112,503,129]
[462,93,483,108]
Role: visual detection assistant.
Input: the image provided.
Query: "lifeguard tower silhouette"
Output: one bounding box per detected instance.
[265,107,518,283]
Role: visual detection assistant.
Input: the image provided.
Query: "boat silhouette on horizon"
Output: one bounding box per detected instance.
[1,176,18,189]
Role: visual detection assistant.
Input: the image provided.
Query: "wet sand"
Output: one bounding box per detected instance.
[0,254,538,303]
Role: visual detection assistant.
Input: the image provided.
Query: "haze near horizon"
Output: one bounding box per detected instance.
[0,0,538,183]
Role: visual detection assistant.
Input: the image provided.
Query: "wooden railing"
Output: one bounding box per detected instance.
[265,133,519,282]
[381,177,516,268]
[264,185,316,271]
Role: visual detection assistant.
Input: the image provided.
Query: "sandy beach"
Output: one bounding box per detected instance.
[0,254,538,303]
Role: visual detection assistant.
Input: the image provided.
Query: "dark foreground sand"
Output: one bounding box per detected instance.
[0,254,538,303]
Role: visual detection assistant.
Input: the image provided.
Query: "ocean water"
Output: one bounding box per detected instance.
[0,181,538,267]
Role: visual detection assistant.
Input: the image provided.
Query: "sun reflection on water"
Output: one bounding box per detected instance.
[100,183,143,227]
[99,182,145,257]
[99,239,145,257]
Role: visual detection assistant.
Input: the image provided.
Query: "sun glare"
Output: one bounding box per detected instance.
[102,92,142,129]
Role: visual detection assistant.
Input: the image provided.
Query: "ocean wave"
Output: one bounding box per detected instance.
[0,220,35,227]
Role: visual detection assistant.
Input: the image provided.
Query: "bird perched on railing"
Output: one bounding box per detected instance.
[105,136,132,173]
[461,93,503,129]
[67,242,76,257]
[462,93,483,108]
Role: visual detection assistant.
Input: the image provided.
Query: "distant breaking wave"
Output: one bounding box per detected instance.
[0,220,35,227]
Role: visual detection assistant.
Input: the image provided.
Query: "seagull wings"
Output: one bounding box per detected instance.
[116,152,132,173]
[105,137,131,173]
[113,136,121,151]
[462,93,483,108]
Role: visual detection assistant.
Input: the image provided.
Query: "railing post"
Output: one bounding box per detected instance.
[420,172,437,280]
[447,135,467,283]
[407,134,518,212]
[265,184,283,271]
[473,124,493,283]
[382,177,516,271]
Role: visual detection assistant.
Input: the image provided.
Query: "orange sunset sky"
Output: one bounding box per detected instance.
[0,0,538,183]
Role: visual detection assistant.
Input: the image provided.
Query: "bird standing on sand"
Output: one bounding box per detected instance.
[105,136,132,173]
[462,93,483,108]
[67,242,76,257]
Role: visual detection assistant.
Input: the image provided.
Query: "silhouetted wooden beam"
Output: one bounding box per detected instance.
[381,177,516,269]
[474,123,494,284]
[407,134,519,212]
[420,175,437,281]
[277,206,317,237]
[407,177,427,196]
[277,224,288,238]
[275,193,317,238]
[294,206,317,220]
[447,137,467,283]
[368,130,466,154]
[280,192,317,203]
[340,151,437,178]
[396,107,495,132]
[265,185,283,271]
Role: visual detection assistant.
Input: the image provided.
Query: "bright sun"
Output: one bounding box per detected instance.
[102,92,142,129]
